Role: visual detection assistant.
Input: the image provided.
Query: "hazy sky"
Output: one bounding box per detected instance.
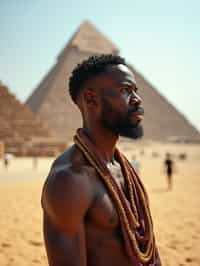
[1,0,200,130]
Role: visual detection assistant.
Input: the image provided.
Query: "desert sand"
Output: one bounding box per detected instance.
[0,142,200,266]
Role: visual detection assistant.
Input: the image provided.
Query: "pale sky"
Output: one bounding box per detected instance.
[1,0,200,130]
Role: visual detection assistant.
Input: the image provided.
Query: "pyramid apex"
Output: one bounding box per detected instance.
[67,20,119,55]
[80,19,93,26]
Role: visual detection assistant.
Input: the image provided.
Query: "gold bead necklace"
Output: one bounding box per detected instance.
[74,130,155,264]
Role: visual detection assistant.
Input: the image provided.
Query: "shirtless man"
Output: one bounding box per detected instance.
[41,55,161,265]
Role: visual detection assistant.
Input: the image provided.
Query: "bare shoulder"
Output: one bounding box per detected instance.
[41,144,95,235]
[42,144,94,198]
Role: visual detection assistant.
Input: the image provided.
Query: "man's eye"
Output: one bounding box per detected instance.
[135,87,138,93]
[121,87,131,94]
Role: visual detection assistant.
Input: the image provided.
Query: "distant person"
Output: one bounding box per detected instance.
[41,54,161,265]
[131,155,140,175]
[164,153,174,190]
[3,153,10,169]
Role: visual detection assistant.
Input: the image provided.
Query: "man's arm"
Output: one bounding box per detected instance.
[41,166,93,266]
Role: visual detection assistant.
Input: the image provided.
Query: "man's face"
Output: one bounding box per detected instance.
[99,64,144,139]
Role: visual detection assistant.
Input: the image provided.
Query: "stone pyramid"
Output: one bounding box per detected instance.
[0,82,66,156]
[26,21,200,143]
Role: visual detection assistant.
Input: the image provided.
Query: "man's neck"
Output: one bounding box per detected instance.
[82,126,118,165]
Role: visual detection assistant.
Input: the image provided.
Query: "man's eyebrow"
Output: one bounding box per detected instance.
[120,81,138,90]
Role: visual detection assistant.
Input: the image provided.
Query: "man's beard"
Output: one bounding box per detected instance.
[100,99,144,139]
[116,121,143,139]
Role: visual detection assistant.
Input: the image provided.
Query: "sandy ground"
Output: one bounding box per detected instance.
[0,142,200,266]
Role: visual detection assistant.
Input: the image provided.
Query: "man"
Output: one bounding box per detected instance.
[164,153,174,190]
[41,55,161,265]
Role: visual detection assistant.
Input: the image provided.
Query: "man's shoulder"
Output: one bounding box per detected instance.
[51,144,95,179]
[52,144,84,168]
[42,144,95,200]
[41,145,95,235]
[41,145,95,219]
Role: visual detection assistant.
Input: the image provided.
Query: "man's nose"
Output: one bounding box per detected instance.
[129,91,142,106]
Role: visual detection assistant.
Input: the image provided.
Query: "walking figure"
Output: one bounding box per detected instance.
[164,153,174,190]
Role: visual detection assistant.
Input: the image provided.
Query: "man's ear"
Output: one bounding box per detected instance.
[83,89,98,107]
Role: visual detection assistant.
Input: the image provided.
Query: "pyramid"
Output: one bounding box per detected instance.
[26,21,200,143]
[0,82,66,156]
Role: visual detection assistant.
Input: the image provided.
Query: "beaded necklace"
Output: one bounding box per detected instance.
[74,129,156,265]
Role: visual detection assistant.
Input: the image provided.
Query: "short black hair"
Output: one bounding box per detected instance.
[69,54,126,103]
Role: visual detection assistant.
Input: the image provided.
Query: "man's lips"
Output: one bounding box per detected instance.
[129,107,144,116]
[129,107,144,122]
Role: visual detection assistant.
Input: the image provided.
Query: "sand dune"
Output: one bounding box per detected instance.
[0,143,200,266]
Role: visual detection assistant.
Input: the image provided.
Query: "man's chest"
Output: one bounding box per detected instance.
[86,163,129,229]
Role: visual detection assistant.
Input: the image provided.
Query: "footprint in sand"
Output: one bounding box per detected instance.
[32,258,41,263]
[184,245,191,250]
[1,242,11,248]
[192,234,199,240]
[168,244,177,250]
[28,240,43,246]
[185,257,194,263]
[168,239,181,250]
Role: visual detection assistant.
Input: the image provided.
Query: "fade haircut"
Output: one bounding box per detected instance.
[69,54,126,103]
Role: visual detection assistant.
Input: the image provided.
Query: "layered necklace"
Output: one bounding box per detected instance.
[74,128,156,265]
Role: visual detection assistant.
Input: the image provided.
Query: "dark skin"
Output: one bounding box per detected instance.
[42,64,161,265]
